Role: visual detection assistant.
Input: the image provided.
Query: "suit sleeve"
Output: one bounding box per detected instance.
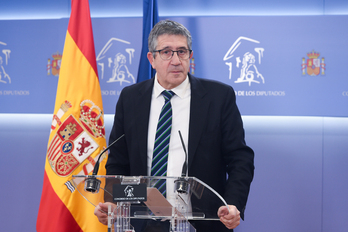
[221,86,254,220]
[105,88,131,176]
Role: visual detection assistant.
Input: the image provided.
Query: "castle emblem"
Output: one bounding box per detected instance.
[302,50,325,76]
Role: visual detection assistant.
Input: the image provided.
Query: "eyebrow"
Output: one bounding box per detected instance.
[159,46,188,50]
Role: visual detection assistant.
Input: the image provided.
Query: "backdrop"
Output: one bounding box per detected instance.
[1,16,347,116]
[1,9,348,232]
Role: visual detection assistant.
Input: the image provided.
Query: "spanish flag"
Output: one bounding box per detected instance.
[37,0,107,231]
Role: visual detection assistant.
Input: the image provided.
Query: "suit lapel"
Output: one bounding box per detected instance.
[133,78,154,173]
[188,75,210,172]
[131,76,209,175]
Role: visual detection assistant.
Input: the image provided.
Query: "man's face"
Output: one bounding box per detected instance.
[147,34,192,89]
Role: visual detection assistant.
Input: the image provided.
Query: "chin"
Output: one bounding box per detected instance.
[162,75,184,89]
[171,75,185,82]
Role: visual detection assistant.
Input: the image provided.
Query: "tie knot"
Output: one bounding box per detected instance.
[162,90,175,101]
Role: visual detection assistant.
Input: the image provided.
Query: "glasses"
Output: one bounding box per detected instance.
[153,48,192,60]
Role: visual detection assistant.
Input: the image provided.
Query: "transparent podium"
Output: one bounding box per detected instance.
[72,175,229,232]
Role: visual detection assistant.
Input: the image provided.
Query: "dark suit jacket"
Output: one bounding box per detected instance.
[106,74,254,232]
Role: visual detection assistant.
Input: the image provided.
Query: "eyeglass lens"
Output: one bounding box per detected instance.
[159,49,190,60]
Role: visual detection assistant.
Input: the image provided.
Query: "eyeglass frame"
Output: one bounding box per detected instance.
[152,48,193,60]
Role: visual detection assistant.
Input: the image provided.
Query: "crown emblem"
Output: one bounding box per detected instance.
[79,100,105,138]
[52,52,62,60]
[307,50,320,59]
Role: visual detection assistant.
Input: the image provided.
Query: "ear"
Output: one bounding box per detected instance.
[189,50,193,59]
[147,52,155,69]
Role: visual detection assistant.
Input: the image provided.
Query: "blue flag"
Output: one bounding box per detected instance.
[136,0,159,83]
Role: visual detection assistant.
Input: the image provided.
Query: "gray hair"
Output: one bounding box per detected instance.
[148,20,192,55]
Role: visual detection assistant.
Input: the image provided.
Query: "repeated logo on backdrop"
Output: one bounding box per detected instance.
[2,17,346,116]
[47,52,62,77]
[190,57,195,75]
[96,38,136,87]
[223,36,265,86]
[0,41,11,84]
[46,37,138,107]
[302,50,326,76]
[47,38,137,87]
[221,36,286,98]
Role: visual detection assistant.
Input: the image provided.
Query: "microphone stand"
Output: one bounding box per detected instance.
[174,131,189,194]
[85,134,125,193]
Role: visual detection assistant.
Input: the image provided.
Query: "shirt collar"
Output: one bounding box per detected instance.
[154,74,190,99]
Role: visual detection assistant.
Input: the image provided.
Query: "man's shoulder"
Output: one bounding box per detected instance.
[121,78,154,95]
[190,75,234,93]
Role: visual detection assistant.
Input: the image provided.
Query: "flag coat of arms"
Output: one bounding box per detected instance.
[37,0,107,231]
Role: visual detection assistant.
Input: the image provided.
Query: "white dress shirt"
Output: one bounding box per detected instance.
[147,74,191,204]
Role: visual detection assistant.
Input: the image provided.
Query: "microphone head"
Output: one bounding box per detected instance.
[84,176,101,193]
[174,178,190,194]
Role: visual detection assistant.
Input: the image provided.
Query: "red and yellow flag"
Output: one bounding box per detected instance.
[37,0,107,231]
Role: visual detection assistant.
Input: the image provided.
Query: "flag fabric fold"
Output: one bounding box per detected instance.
[37,0,107,231]
[136,0,159,83]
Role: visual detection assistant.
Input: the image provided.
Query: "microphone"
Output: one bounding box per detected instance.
[178,130,188,177]
[175,130,189,194]
[85,134,125,193]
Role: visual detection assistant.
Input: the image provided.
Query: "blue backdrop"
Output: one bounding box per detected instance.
[1,16,347,116]
[1,1,348,232]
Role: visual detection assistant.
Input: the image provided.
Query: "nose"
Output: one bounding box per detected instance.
[170,51,181,65]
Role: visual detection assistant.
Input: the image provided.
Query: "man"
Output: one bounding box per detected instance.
[95,19,254,231]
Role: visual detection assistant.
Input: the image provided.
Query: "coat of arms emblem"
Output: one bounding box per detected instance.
[47,115,99,176]
[302,50,325,76]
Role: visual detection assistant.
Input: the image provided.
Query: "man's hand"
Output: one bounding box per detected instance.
[94,202,116,225]
[218,205,241,229]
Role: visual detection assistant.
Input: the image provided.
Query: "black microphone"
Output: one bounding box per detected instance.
[175,130,189,194]
[178,130,188,177]
[85,134,125,193]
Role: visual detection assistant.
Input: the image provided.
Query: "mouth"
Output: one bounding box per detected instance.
[169,69,183,74]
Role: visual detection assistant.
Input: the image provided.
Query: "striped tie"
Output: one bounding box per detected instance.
[151,90,175,197]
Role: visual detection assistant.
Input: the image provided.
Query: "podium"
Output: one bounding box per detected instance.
[72,175,229,232]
